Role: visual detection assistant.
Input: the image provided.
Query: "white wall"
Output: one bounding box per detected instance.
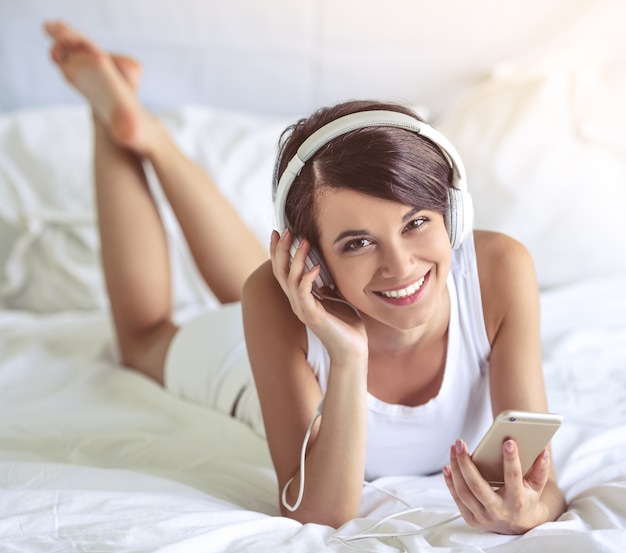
[1,0,618,118]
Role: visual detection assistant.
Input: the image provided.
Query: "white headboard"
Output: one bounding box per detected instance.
[1,0,621,118]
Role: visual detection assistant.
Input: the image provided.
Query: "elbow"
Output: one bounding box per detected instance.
[280,499,358,528]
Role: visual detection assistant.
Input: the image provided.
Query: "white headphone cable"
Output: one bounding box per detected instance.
[362,481,413,509]
[281,404,322,512]
[333,512,462,545]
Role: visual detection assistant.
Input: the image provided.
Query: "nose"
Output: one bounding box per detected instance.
[378,239,416,279]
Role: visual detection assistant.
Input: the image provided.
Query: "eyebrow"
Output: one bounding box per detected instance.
[332,207,422,244]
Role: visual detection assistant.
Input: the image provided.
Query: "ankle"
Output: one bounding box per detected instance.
[140,116,176,162]
[109,105,139,147]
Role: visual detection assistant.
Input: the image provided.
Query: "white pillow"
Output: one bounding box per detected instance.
[0,105,285,312]
[438,67,626,289]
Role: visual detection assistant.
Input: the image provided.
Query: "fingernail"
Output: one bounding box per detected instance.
[455,439,465,456]
[504,440,515,453]
[450,444,457,460]
[442,465,451,478]
[542,449,549,463]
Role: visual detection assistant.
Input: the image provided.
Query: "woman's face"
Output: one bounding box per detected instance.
[315,187,452,332]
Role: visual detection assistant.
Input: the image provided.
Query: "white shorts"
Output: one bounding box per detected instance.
[163,302,265,436]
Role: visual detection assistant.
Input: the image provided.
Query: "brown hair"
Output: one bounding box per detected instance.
[273,100,452,250]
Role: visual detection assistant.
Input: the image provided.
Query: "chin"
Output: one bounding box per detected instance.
[360,307,432,332]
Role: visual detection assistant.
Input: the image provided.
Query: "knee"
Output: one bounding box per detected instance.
[115,322,178,385]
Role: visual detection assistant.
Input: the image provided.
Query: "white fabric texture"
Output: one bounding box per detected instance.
[0,105,282,312]
[439,64,626,289]
[306,232,493,481]
[164,302,265,436]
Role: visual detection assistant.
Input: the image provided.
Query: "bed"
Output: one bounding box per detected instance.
[1,1,625,551]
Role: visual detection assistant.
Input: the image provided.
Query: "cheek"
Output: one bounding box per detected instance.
[325,256,372,299]
[422,222,454,263]
[425,239,453,279]
[327,261,355,291]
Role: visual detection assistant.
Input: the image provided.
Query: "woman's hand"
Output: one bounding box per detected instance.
[442,438,555,534]
[270,229,367,367]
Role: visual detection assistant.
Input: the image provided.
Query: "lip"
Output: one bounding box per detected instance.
[374,271,430,306]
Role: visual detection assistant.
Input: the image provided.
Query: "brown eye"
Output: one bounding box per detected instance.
[405,217,427,232]
[344,237,372,251]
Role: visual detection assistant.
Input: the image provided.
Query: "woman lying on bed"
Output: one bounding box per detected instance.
[45,21,565,533]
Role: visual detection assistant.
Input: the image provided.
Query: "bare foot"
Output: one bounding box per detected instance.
[44,21,153,153]
[111,55,143,91]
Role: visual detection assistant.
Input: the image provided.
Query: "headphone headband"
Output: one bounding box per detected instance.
[274,109,472,249]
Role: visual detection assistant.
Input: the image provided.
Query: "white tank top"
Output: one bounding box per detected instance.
[305,232,493,480]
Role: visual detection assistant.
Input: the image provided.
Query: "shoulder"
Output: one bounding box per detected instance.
[242,260,307,361]
[473,230,535,275]
[242,260,300,329]
[242,259,279,301]
[472,230,539,342]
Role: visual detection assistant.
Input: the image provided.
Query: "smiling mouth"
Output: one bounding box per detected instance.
[377,274,427,299]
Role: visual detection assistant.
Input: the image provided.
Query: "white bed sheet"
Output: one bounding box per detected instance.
[1,278,626,552]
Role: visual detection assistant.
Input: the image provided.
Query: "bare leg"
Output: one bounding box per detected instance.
[93,123,177,383]
[45,21,268,383]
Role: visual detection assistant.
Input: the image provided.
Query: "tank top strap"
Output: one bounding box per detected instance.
[451,231,491,374]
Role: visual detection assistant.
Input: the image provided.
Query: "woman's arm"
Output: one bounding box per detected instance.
[443,231,566,534]
[242,232,369,527]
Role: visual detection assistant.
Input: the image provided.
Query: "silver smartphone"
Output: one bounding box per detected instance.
[470,410,563,486]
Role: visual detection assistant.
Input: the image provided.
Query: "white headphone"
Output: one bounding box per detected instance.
[274,109,474,289]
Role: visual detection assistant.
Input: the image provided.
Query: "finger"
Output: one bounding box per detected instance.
[270,229,293,285]
[455,440,496,498]
[448,440,489,517]
[443,461,477,526]
[291,241,325,308]
[269,229,279,254]
[523,448,551,492]
[274,234,325,318]
[278,228,294,258]
[298,264,321,299]
[501,439,525,493]
[286,235,312,290]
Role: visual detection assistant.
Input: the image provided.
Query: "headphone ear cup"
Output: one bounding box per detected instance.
[289,236,335,290]
[446,187,465,249]
[446,186,474,249]
[306,247,334,291]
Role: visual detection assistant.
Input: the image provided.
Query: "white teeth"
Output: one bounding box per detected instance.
[379,276,425,299]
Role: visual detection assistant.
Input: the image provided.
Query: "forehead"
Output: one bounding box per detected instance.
[315,188,414,239]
